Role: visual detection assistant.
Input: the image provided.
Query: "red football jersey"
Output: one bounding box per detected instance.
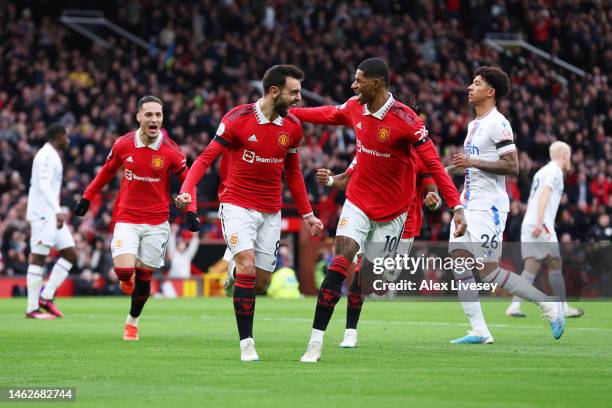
[292,95,460,222]
[346,153,435,238]
[402,154,435,239]
[181,101,313,215]
[83,129,195,225]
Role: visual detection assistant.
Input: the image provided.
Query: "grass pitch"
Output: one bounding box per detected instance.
[1,297,611,407]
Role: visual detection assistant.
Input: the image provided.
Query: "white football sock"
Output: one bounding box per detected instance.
[126,315,140,327]
[510,269,536,305]
[484,268,555,313]
[309,328,325,344]
[548,268,566,301]
[454,269,491,337]
[41,258,72,300]
[26,264,44,313]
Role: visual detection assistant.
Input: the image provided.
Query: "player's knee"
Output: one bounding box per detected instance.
[334,236,359,260]
[545,256,562,271]
[234,253,256,276]
[476,262,499,278]
[59,248,77,264]
[29,253,46,266]
[114,267,135,282]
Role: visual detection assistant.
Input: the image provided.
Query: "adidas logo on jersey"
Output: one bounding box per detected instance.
[356,122,362,130]
[126,156,134,163]
[248,135,258,142]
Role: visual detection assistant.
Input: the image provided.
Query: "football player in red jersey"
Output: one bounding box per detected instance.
[73,96,199,341]
[176,65,323,361]
[316,153,440,348]
[292,58,467,362]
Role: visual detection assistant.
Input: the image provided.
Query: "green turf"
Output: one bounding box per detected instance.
[1,297,611,407]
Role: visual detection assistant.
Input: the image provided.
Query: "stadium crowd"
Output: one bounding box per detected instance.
[0,0,610,277]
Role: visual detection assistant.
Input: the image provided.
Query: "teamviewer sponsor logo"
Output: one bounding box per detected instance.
[356,140,391,158]
[242,149,255,163]
[242,149,284,164]
[123,169,161,183]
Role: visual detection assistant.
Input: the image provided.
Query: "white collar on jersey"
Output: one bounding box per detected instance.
[475,106,497,120]
[134,128,163,150]
[254,99,284,126]
[363,92,395,120]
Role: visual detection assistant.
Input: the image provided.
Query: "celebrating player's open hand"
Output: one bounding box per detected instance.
[452,208,467,237]
[175,193,191,210]
[424,192,441,210]
[304,214,324,236]
[452,153,473,169]
[316,169,333,185]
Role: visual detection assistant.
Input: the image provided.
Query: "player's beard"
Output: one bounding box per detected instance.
[273,95,290,117]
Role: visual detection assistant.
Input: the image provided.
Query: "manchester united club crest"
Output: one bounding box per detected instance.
[377,126,391,142]
[151,155,165,169]
[229,233,239,247]
[338,217,349,228]
[278,132,290,147]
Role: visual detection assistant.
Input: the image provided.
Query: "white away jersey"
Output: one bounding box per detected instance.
[523,161,564,229]
[26,143,63,221]
[461,107,515,212]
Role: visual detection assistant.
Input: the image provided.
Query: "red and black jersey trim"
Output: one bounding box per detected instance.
[412,137,430,148]
[213,135,230,146]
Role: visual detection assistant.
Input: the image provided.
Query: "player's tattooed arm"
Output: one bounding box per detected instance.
[452,150,519,176]
[445,165,463,176]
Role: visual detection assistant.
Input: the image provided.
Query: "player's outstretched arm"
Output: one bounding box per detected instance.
[290,103,352,127]
[177,139,225,209]
[452,150,519,176]
[75,144,124,216]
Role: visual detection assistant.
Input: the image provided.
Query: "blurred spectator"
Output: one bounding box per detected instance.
[166,224,200,279]
[587,214,612,242]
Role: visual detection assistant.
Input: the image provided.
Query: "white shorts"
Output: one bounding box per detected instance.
[337,200,406,262]
[111,222,170,268]
[29,218,75,256]
[521,223,560,260]
[384,237,415,282]
[449,208,507,262]
[219,203,281,272]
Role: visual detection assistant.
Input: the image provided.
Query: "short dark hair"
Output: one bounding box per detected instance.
[357,58,390,87]
[474,66,511,100]
[46,123,67,142]
[138,95,163,110]
[262,65,305,94]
